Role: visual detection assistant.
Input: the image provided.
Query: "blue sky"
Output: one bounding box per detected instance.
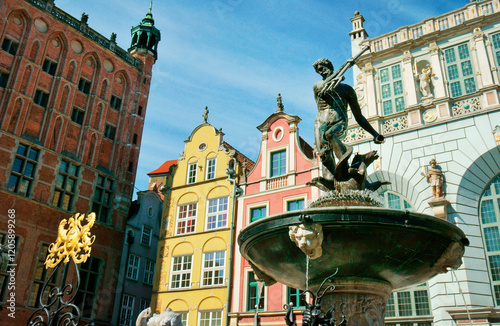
[56,0,466,196]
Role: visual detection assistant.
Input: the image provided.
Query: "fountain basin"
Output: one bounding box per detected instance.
[238,206,468,292]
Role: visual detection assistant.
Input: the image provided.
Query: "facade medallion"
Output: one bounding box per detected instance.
[70,40,83,53]
[34,18,48,32]
[423,109,438,122]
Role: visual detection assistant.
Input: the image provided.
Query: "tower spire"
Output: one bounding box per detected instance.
[129,2,161,61]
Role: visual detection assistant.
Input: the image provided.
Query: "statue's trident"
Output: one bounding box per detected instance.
[318,45,370,97]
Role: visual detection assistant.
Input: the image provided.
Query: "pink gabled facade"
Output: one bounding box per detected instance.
[228,104,320,325]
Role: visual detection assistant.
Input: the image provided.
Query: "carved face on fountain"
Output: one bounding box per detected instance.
[289,223,324,259]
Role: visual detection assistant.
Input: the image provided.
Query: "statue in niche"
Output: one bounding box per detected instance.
[415,64,435,98]
[421,158,444,199]
[308,50,388,193]
[289,223,324,259]
[493,125,500,145]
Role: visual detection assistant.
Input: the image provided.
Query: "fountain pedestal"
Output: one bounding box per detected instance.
[320,280,391,326]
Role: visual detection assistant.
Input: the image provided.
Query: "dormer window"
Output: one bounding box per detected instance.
[187,162,197,184]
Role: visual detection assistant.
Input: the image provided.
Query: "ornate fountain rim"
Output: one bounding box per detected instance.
[238,206,468,291]
[239,206,467,247]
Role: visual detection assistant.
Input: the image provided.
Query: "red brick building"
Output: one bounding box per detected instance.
[0,0,159,324]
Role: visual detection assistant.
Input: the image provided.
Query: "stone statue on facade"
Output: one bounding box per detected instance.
[308,49,387,194]
[421,158,444,199]
[277,93,285,112]
[415,64,434,98]
[493,125,500,145]
[81,12,89,24]
[203,106,209,123]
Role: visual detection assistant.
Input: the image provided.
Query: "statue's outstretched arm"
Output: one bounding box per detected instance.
[346,86,384,143]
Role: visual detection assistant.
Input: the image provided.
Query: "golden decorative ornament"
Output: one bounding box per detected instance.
[44,213,96,268]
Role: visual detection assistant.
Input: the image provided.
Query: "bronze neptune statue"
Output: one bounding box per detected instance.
[308,48,388,194]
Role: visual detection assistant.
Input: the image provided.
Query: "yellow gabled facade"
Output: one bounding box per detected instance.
[152,122,251,326]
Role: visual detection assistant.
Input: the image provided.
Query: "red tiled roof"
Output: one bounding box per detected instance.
[299,136,314,159]
[147,159,177,175]
[222,141,256,172]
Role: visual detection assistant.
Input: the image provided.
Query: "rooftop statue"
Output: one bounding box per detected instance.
[308,47,388,194]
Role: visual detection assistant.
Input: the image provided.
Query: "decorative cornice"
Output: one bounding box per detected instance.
[402,50,413,63]
[428,42,440,56]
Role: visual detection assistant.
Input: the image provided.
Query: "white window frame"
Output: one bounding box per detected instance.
[141,225,152,246]
[284,195,307,212]
[187,162,197,184]
[206,197,229,230]
[247,201,269,224]
[490,32,500,80]
[119,294,135,326]
[176,202,197,235]
[206,157,216,180]
[244,268,267,311]
[199,310,223,326]
[201,251,226,287]
[179,312,189,326]
[269,148,287,178]
[378,63,405,115]
[126,254,140,281]
[381,191,414,210]
[143,259,155,285]
[385,283,431,318]
[443,42,477,98]
[170,254,193,289]
[479,175,500,305]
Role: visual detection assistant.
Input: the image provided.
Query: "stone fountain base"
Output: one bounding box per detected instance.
[320,279,392,326]
[239,206,468,326]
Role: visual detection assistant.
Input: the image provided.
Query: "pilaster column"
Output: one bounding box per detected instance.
[429,42,447,99]
[402,50,418,107]
[260,132,268,192]
[472,28,494,88]
[363,63,378,117]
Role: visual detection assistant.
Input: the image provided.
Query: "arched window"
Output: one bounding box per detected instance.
[381,190,414,210]
[479,174,500,305]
